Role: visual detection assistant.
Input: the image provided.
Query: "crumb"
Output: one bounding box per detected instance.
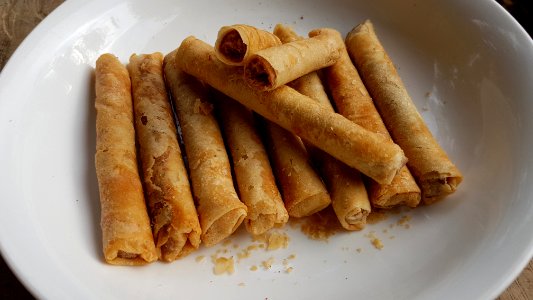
[366,210,389,224]
[213,256,235,275]
[371,238,383,250]
[389,235,395,240]
[300,16,304,20]
[233,244,239,249]
[282,259,289,266]
[287,254,296,260]
[193,98,213,115]
[258,243,265,249]
[397,215,412,229]
[356,248,362,253]
[425,91,431,97]
[344,260,347,263]
[252,233,268,243]
[223,239,232,246]
[267,232,289,250]
[382,229,388,234]
[238,282,245,287]
[366,232,384,250]
[300,207,342,241]
[250,265,258,271]
[285,267,294,273]
[195,255,205,262]
[261,257,275,270]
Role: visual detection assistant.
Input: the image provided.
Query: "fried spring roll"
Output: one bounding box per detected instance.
[215,24,282,66]
[175,36,406,185]
[265,121,331,218]
[128,53,201,261]
[163,51,247,246]
[244,28,343,91]
[345,20,462,204]
[274,24,369,229]
[94,54,157,265]
[214,92,288,234]
[314,28,421,209]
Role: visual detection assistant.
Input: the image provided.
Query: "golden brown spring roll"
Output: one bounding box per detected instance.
[128,53,201,261]
[244,28,343,91]
[274,24,370,229]
[163,51,247,246]
[215,24,282,66]
[94,54,157,265]
[345,20,462,204]
[214,92,288,234]
[314,28,421,209]
[264,120,331,218]
[176,36,406,185]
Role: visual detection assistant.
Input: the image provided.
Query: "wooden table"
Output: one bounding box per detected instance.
[0,0,531,299]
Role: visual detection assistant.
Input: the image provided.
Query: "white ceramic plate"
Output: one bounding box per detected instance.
[1,0,532,299]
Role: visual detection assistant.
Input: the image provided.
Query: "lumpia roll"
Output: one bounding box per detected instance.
[264,120,331,218]
[214,92,288,234]
[244,28,343,91]
[345,20,462,204]
[175,36,406,185]
[315,28,421,208]
[215,24,281,66]
[163,51,247,246]
[274,24,370,229]
[94,54,157,265]
[128,53,201,261]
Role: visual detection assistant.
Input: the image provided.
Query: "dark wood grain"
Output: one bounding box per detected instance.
[0,0,531,299]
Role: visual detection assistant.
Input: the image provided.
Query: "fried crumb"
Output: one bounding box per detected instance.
[285,267,294,273]
[287,254,296,260]
[250,265,258,271]
[195,255,205,262]
[397,215,412,229]
[371,238,384,250]
[267,232,289,250]
[356,248,362,253]
[238,282,245,287]
[233,244,239,249]
[261,257,275,270]
[213,256,235,275]
[300,207,342,241]
[366,211,389,224]
[223,239,232,246]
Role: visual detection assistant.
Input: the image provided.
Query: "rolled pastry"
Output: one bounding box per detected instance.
[163,50,247,246]
[274,24,369,229]
[215,24,281,66]
[264,120,331,218]
[214,92,288,234]
[175,36,406,185]
[316,28,421,209]
[345,20,462,204]
[244,28,343,91]
[94,53,157,265]
[128,53,201,261]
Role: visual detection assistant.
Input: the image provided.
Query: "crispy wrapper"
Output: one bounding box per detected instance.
[175,36,406,185]
[215,24,281,66]
[345,20,462,204]
[275,24,369,229]
[316,28,421,209]
[94,54,157,265]
[244,28,343,91]
[163,51,247,246]
[128,53,201,261]
[215,92,288,234]
[264,120,331,218]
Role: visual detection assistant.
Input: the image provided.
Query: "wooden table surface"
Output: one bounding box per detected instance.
[0,0,532,299]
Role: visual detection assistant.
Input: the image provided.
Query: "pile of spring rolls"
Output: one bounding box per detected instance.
[94,20,462,265]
